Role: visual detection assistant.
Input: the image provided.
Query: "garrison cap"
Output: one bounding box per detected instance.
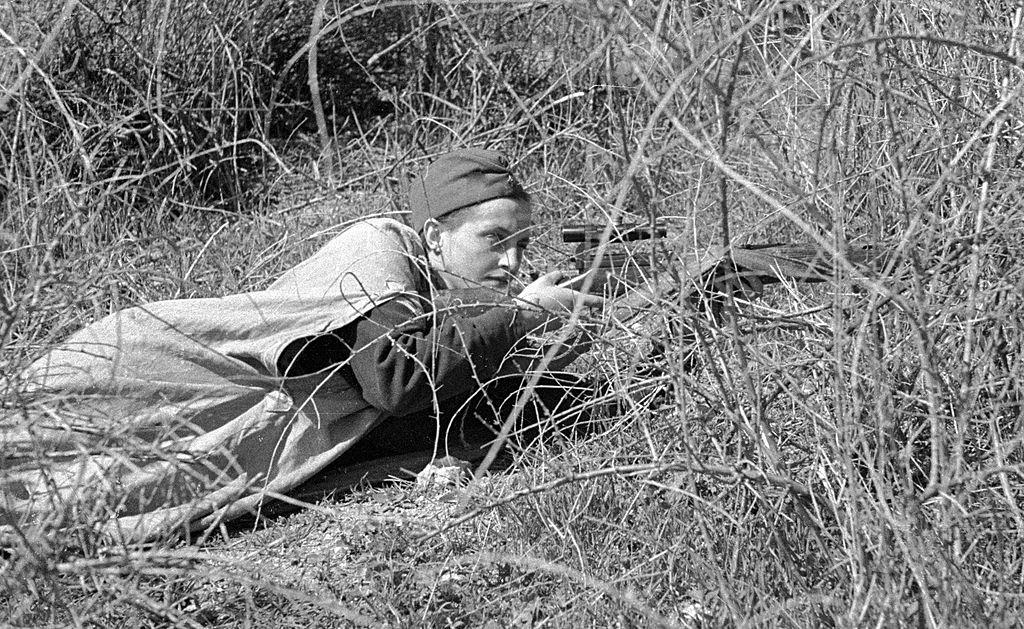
[408,148,526,232]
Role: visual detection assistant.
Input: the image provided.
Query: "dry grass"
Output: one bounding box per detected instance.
[3,0,1024,626]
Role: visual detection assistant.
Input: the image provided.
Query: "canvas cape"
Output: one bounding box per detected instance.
[1,218,433,542]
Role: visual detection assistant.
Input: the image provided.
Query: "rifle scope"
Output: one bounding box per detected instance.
[561,223,668,243]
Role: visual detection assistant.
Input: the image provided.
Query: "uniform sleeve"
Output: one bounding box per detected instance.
[348,292,531,416]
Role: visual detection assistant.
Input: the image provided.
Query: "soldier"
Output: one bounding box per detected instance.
[3,148,601,541]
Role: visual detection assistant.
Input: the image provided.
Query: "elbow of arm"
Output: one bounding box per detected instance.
[365,392,431,417]
[383,399,430,418]
[364,390,401,416]
[361,375,435,417]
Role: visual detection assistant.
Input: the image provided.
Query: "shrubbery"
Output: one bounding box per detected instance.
[3,0,1023,625]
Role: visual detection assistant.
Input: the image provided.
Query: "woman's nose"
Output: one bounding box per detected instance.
[499,246,521,274]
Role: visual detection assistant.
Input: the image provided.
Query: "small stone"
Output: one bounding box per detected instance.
[415,457,472,490]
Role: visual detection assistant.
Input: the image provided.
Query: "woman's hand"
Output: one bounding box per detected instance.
[515,270,605,319]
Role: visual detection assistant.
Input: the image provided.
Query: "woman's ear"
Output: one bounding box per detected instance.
[422,219,443,254]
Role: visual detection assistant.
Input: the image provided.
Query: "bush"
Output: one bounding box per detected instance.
[3,0,1024,625]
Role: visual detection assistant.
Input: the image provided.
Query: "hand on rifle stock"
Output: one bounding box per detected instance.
[503,270,602,371]
[515,270,605,327]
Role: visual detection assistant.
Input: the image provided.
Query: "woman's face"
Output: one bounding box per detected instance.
[424,197,532,292]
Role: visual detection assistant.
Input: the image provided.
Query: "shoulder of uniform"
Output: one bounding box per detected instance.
[331,216,419,250]
[351,216,417,237]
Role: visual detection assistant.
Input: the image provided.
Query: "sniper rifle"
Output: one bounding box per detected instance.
[561,220,880,373]
[561,221,878,311]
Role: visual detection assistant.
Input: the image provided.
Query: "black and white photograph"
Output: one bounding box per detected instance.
[1,0,1022,625]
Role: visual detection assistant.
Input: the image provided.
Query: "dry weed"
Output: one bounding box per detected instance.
[2,0,1023,626]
